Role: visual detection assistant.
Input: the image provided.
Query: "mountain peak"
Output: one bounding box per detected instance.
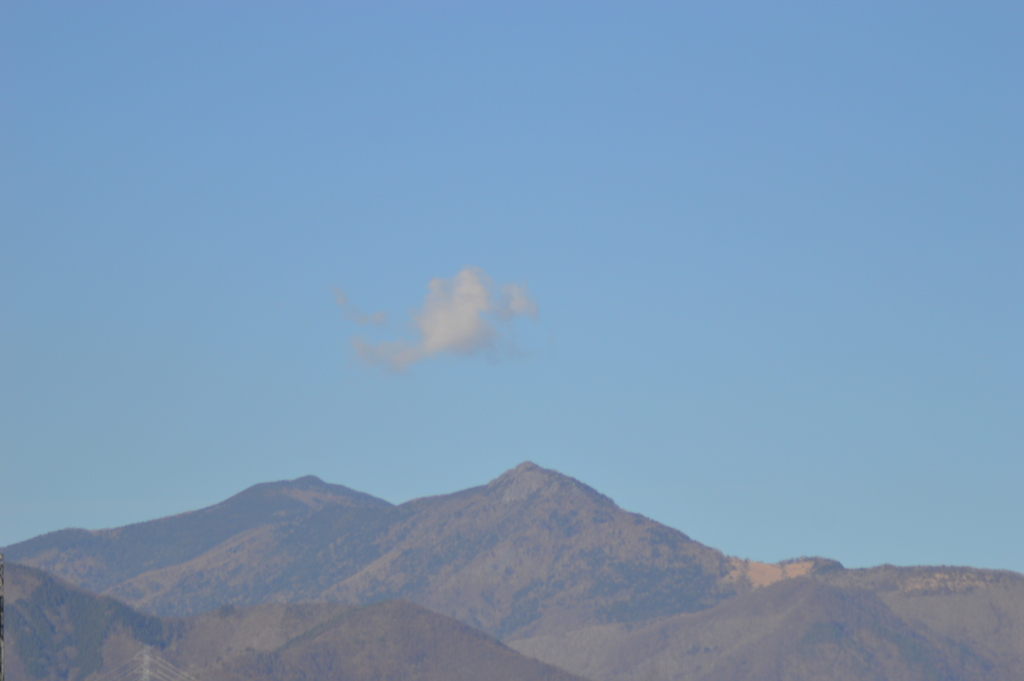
[513,460,541,471]
[489,461,563,492]
[487,461,613,506]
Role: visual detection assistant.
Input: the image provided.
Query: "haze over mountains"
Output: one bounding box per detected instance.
[6,463,1024,680]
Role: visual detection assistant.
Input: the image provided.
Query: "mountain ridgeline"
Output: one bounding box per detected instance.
[6,462,1024,681]
[8,463,743,639]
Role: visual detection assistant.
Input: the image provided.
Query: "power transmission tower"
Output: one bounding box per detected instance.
[94,647,201,681]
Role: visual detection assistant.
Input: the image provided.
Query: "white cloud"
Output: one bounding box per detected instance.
[349,267,538,371]
[418,267,495,355]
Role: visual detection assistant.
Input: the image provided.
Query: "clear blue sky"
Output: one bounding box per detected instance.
[2,3,1021,573]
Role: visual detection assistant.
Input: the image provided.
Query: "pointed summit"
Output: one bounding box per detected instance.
[487,461,614,506]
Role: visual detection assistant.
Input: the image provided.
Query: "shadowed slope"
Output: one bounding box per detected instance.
[209,600,589,681]
[3,564,171,681]
[3,563,589,681]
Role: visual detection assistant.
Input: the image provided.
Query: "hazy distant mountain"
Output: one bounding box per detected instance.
[3,563,588,681]
[7,462,1024,680]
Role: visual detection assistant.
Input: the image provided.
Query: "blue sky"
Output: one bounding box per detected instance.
[1,3,1021,573]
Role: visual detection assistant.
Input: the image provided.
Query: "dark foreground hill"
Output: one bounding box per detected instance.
[7,462,1024,680]
[3,563,588,681]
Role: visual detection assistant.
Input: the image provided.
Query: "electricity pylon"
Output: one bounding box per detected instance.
[93,647,201,681]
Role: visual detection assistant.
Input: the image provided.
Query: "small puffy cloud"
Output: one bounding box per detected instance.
[418,267,495,355]
[350,267,538,371]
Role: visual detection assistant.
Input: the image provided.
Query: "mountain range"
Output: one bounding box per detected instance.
[6,462,1024,680]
